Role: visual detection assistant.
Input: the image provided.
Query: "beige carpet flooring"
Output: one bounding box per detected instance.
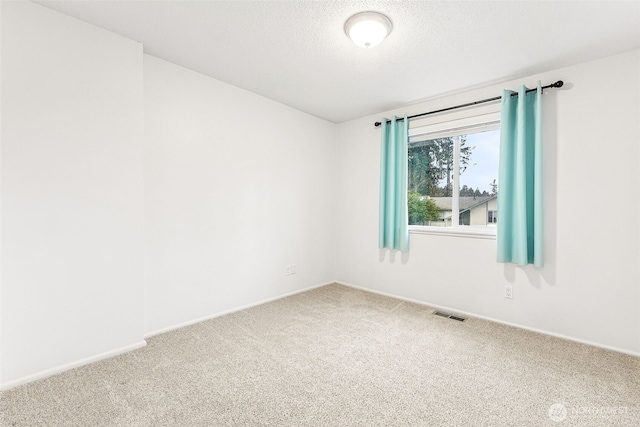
[1,283,639,426]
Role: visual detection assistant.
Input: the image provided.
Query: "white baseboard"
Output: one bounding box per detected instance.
[14,279,627,392]
[0,340,147,391]
[144,281,335,339]
[335,281,640,359]
[0,282,337,391]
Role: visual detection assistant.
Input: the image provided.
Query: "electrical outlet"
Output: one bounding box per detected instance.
[285,264,298,276]
[504,285,513,299]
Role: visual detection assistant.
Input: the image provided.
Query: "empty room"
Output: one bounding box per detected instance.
[1,0,639,425]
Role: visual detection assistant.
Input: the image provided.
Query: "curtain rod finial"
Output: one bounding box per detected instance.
[374,121,382,127]
[554,80,564,88]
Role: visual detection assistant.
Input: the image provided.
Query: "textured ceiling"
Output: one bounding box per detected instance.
[34,1,640,123]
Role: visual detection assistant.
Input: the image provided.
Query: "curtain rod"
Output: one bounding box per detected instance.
[374,80,563,128]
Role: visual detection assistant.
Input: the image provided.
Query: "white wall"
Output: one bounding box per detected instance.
[0,0,337,389]
[0,1,145,388]
[336,49,640,355]
[0,0,4,384]
[143,55,337,335]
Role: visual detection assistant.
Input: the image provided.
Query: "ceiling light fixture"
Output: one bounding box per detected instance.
[344,11,392,49]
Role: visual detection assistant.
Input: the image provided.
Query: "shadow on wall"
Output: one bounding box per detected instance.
[379,249,411,265]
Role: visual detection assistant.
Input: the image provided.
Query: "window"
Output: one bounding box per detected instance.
[407,113,500,238]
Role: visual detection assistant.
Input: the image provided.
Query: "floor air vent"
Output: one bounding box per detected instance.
[433,311,467,322]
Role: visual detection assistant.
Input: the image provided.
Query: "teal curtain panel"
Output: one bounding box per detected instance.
[379,116,409,251]
[497,83,543,267]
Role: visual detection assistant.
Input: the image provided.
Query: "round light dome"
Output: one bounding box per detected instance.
[344,11,392,49]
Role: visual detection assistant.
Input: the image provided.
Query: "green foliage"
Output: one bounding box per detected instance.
[490,179,498,196]
[408,192,440,225]
[408,136,473,197]
[460,185,490,197]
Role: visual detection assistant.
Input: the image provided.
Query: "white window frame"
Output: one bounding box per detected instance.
[407,111,500,240]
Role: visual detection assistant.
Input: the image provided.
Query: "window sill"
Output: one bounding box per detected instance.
[409,225,497,240]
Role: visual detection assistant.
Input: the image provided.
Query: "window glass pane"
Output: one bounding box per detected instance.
[458,129,500,227]
[408,137,455,226]
[407,127,500,229]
